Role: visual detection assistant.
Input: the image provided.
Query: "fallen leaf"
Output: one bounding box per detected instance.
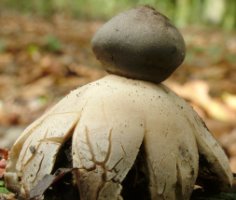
[0,149,8,160]
[166,80,236,122]
[29,168,76,199]
[222,93,236,111]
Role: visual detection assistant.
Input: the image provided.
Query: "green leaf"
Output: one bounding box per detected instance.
[44,35,62,53]
[0,180,10,194]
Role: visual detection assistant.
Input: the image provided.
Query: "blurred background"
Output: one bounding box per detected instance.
[0,0,236,172]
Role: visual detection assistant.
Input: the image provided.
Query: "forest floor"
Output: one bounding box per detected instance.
[0,12,236,190]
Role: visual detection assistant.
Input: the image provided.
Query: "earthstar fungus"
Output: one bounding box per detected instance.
[5,6,232,200]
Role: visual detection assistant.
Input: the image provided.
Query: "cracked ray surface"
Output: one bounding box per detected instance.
[4,85,90,197]
[72,78,146,199]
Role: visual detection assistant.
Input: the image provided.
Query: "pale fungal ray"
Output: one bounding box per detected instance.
[72,78,145,199]
[4,85,89,197]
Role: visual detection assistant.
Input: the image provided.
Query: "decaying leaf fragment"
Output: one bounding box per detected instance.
[29,168,76,199]
[0,149,8,179]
